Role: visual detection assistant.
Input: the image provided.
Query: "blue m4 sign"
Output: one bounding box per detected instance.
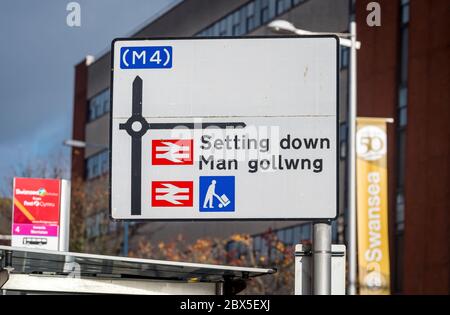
[120,46,172,69]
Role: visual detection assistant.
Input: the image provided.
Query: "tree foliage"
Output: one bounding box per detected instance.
[129,230,301,294]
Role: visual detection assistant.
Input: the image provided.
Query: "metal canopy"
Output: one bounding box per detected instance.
[0,246,274,282]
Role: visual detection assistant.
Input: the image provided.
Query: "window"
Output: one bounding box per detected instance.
[340,46,350,69]
[219,18,228,36]
[395,0,409,232]
[399,29,409,85]
[225,223,314,264]
[396,192,405,231]
[196,0,305,37]
[260,237,268,257]
[254,235,262,254]
[293,225,302,241]
[276,0,284,15]
[285,228,294,245]
[396,132,406,189]
[398,87,408,127]
[285,0,293,11]
[88,89,110,122]
[202,27,210,36]
[232,10,241,35]
[276,229,285,242]
[86,159,92,180]
[100,150,109,174]
[401,0,410,24]
[260,0,270,24]
[276,0,292,15]
[92,158,99,177]
[275,223,312,244]
[301,224,311,241]
[86,150,109,180]
[212,22,220,36]
[246,2,256,32]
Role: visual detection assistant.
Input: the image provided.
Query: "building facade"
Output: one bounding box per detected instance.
[70,0,450,293]
[356,0,450,294]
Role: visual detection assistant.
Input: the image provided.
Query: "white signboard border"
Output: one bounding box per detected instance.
[109,36,339,222]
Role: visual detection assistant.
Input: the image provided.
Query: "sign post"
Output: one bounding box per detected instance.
[313,222,332,294]
[11,178,70,251]
[110,37,338,293]
[59,179,71,251]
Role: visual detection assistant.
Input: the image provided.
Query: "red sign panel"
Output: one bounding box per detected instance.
[152,181,193,207]
[12,178,61,238]
[152,139,193,165]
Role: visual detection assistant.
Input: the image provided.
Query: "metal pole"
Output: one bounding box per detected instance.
[215,282,224,295]
[313,222,332,295]
[59,179,71,252]
[122,222,129,256]
[347,20,358,295]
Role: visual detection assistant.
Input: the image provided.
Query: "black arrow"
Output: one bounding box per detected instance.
[119,76,246,216]
[119,77,145,216]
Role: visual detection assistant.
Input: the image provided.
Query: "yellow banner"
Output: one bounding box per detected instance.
[356,117,391,295]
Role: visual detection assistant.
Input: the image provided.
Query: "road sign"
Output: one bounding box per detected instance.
[11,178,70,250]
[199,176,235,212]
[110,37,338,220]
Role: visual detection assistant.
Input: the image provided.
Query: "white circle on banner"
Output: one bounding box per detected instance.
[364,270,386,291]
[356,126,387,161]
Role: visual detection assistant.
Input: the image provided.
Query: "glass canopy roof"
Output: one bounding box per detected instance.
[0,246,275,283]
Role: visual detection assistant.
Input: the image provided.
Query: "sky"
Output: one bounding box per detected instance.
[0,0,177,193]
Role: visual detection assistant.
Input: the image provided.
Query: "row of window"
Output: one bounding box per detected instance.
[86,150,109,180]
[197,0,307,37]
[227,221,339,262]
[87,0,344,126]
[88,89,110,122]
[88,2,308,122]
[395,0,409,233]
[225,223,310,262]
[227,224,287,260]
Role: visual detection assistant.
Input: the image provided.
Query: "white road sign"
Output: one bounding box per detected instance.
[110,37,338,220]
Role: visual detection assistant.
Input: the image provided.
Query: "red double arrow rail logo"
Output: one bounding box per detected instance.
[152,139,193,165]
[151,140,194,207]
[151,181,193,207]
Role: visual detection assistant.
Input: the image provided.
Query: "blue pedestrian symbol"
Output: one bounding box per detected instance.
[199,176,235,212]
